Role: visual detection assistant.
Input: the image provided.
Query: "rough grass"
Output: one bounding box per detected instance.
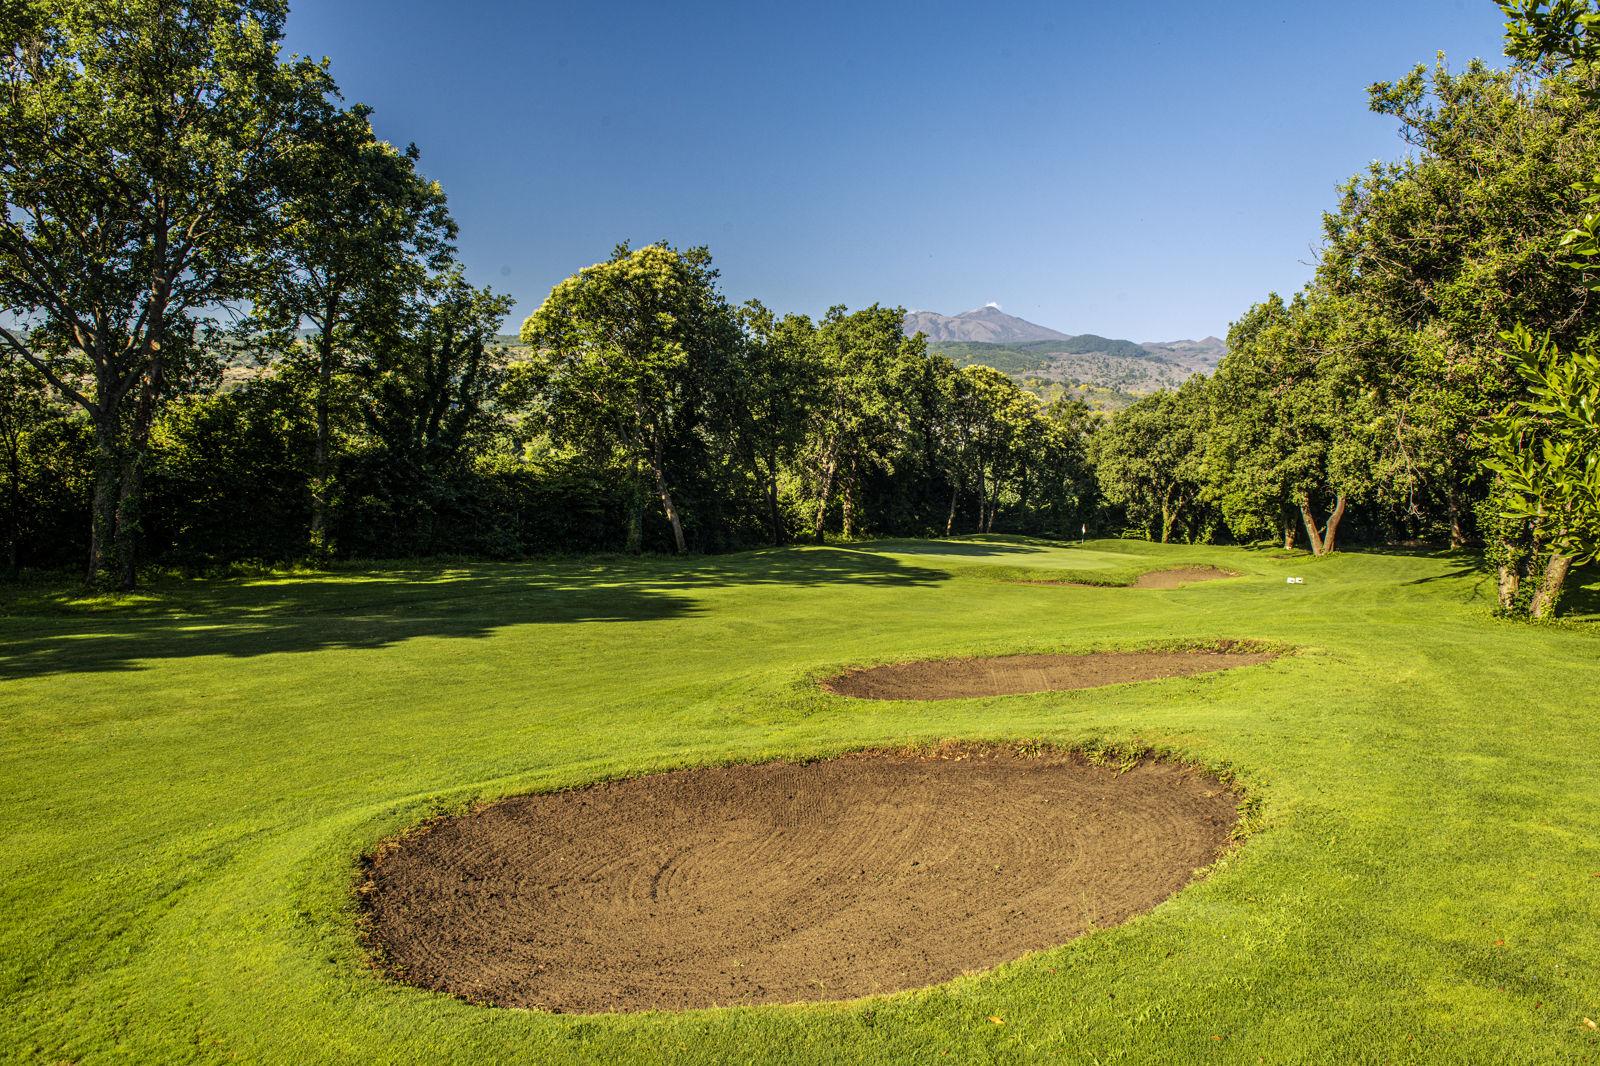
[2,537,1598,1064]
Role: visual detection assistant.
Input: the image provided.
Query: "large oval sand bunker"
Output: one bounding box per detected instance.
[360,748,1239,1013]
[822,647,1276,701]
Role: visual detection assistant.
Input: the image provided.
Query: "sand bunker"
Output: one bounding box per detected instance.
[1128,566,1238,589]
[360,748,1238,1013]
[821,647,1274,700]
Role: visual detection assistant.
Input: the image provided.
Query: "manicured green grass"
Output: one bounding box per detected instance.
[3,538,1599,1064]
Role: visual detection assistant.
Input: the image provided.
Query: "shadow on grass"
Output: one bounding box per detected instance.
[1401,563,1489,587]
[1395,557,1599,622]
[0,548,948,680]
[1561,564,1600,621]
[862,538,1047,558]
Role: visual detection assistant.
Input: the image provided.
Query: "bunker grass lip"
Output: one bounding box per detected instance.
[358,746,1239,1014]
[1016,565,1242,590]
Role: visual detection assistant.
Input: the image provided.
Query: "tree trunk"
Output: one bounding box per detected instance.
[309,313,337,559]
[108,213,173,590]
[112,448,146,591]
[86,412,120,587]
[841,486,855,540]
[110,350,165,590]
[764,453,783,547]
[625,503,644,554]
[650,458,686,554]
[1017,463,1032,530]
[812,449,837,544]
[625,463,645,554]
[1530,553,1573,620]
[1299,497,1326,556]
[1497,564,1520,611]
[944,480,959,537]
[1282,520,1297,551]
[1447,491,1467,549]
[1322,495,1348,555]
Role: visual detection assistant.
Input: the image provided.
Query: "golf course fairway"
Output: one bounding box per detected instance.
[2,537,1598,1063]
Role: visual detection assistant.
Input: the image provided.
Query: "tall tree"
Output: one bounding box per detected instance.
[1472,0,1600,617]
[940,364,1037,535]
[1091,381,1210,544]
[351,270,513,481]
[1205,292,1391,554]
[516,243,739,554]
[249,104,455,557]
[1025,396,1097,538]
[0,0,331,586]
[1318,52,1600,544]
[803,305,918,542]
[727,302,817,545]
[1480,325,1600,616]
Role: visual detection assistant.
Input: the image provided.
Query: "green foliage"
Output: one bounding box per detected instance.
[245,98,457,558]
[1089,380,1209,543]
[1481,326,1600,566]
[0,0,335,586]
[516,242,741,554]
[1203,291,1392,554]
[144,376,316,566]
[1500,0,1600,68]
[0,346,85,571]
[1324,58,1600,352]
[1314,48,1600,553]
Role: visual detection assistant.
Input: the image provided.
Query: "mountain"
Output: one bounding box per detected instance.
[903,305,1071,344]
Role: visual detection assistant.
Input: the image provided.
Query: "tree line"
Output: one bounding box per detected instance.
[1086,0,1600,618]
[0,3,1099,586]
[3,0,1597,622]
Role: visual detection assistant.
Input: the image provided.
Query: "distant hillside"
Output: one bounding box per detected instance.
[1140,336,1227,373]
[903,305,1070,343]
[930,336,1152,368]
[930,339,1194,406]
[907,310,1226,411]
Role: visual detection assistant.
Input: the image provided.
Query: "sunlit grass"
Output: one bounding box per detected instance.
[2,538,1598,1063]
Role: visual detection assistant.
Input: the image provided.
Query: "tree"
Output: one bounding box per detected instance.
[726,302,817,546]
[249,104,455,558]
[1318,52,1600,545]
[1499,0,1600,70]
[802,305,919,542]
[1466,0,1600,617]
[1205,292,1390,554]
[351,271,512,480]
[1480,325,1600,616]
[1090,381,1209,544]
[0,0,332,586]
[1024,396,1097,537]
[516,243,739,554]
[940,364,1038,535]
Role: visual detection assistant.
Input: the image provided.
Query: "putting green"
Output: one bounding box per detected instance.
[2,538,1598,1063]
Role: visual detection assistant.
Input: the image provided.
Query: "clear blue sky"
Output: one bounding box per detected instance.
[283,0,1509,341]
